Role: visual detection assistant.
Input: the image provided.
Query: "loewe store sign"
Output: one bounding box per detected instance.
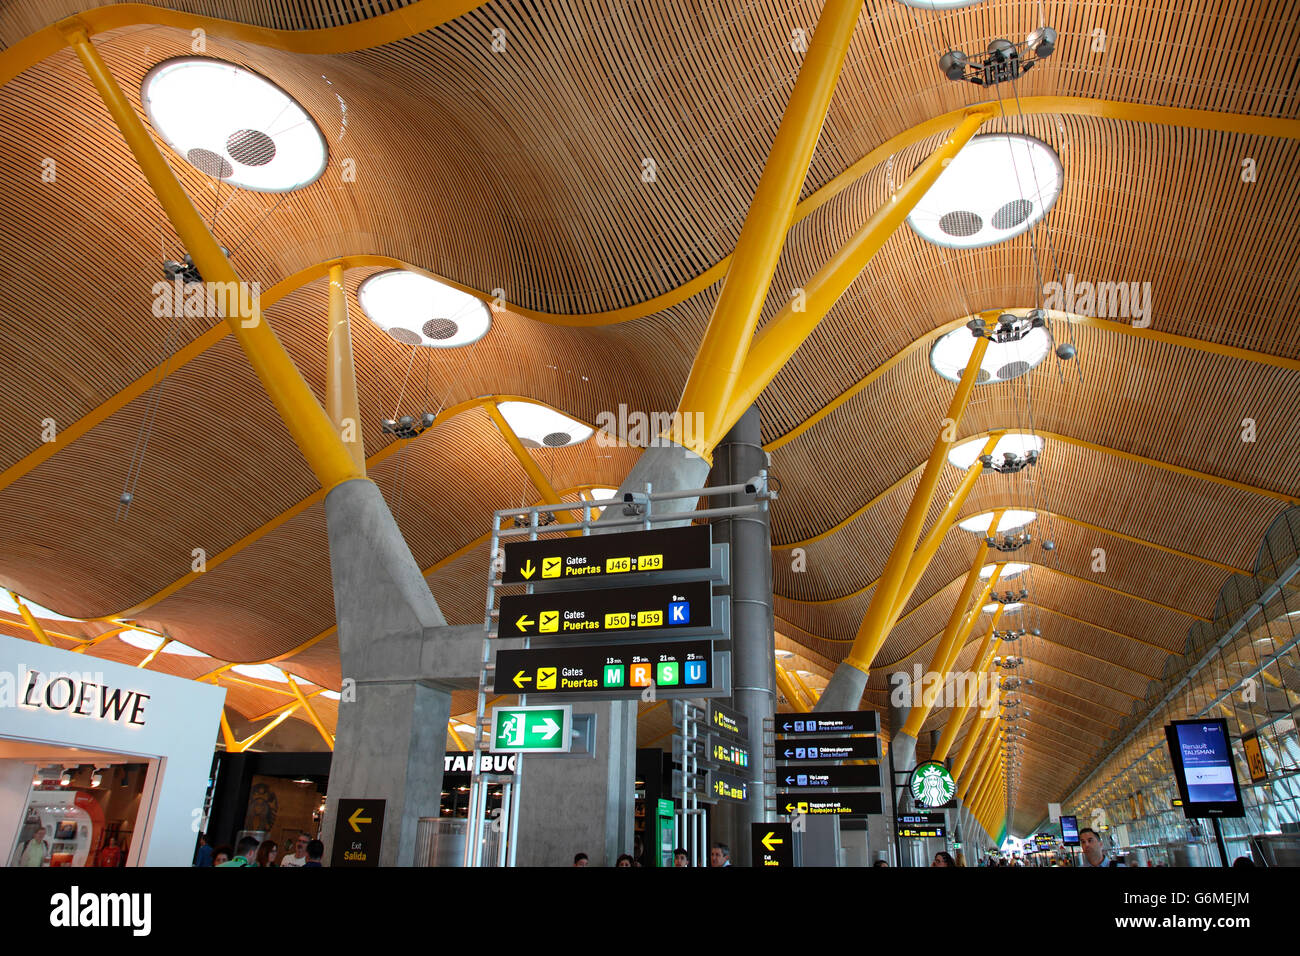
[17,669,150,727]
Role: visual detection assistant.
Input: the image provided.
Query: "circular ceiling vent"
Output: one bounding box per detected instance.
[542,432,572,447]
[422,318,459,340]
[142,58,328,192]
[907,134,1063,249]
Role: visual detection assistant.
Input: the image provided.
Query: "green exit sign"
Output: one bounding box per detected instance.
[490,705,573,753]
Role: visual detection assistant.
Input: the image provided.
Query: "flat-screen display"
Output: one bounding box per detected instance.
[1164,718,1245,818]
[1059,814,1079,846]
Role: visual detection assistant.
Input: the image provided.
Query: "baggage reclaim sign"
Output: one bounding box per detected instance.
[501,525,711,584]
[780,791,883,816]
[493,641,715,697]
[498,580,711,638]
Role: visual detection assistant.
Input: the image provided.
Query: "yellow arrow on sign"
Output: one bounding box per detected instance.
[520,560,536,580]
[785,803,797,814]
[515,615,534,631]
[513,670,532,689]
[348,808,372,833]
[762,832,784,852]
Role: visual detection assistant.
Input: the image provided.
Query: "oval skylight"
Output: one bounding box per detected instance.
[117,628,207,657]
[496,401,593,449]
[984,602,1025,613]
[908,133,1062,249]
[0,591,84,621]
[981,563,1030,579]
[588,487,619,501]
[930,323,1051,385]
[231,663,288,682]
[142,58,328,192]
[958,511,1037,534]
[948,433,1045,470]
[357,270,491,349]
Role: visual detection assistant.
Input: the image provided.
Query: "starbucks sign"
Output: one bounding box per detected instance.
[910,761,956,809]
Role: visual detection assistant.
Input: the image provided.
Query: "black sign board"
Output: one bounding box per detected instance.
[331,798,385,867]
[498,580,712,639]
[777,764,880,789]
[897,823,947,838]
[777,737,878,763]
[706,734,750,772]
[706,769,749,804]
[493,641,715,697]
[752,823,794,868]
[443,753,516,775]
[501,525,711,584]
[898,812,945,828]
[775,711,878,736]
[778,791,883,816]
[708,701,748,740]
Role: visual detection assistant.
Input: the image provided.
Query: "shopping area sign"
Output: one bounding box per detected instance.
[501,525,711,584]
[492,641,716,697]
[490,705,573,753]
[498,580,711,638]
[776,711,879,735]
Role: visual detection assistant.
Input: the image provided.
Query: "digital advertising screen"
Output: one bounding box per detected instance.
[1059,814,1079,846]
[1164,718,1245,818]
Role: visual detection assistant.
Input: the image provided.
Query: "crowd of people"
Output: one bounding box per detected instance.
[194,831,324,867]
[571,842,734,866]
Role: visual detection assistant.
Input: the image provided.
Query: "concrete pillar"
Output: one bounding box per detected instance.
[323,478,452,867]
[816,660,868,711]
[706,406,776,867]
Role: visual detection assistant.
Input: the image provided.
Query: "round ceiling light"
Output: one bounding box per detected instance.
[959,510,1037,534]
[907,133,1062,249]
[496,401,593,449]
[142,58,328,192]
[930,322,1051,385]
[116,628,207,657]
[981,562,1031,579]
[357,270,491,349]
[947,433,1045,470]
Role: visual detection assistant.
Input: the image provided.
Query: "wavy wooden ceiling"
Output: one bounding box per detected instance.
[0,0,1296,834]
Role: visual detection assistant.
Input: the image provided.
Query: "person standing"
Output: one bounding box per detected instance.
[194,832,214,867]
[709,843,731,867]
[255,840,279,868]
[217,836,260,867]
[1078,828,1124,867]
[16,827,49,867]
[280,832,311,867]
[97,837,123,868]
[303,840,324,867]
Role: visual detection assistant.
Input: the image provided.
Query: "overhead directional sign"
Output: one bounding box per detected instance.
[490,705,573,753]
[897,812,947,838]
[330,798,386,867]
[706,769,749,804]
[752,822,794,868]
[493,641,716,698]
[779,791,883,816]
[774,711,879,736]
[706,734,750,771]
[498,580,711,638]
[777,737,878,763]
[777,764,880,789]
[708,701,748,741]
[501,525,712,584]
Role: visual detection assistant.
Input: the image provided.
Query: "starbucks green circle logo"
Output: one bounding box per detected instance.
[910,762,956,808]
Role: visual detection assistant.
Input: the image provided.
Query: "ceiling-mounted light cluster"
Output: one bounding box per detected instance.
[938,27,1057,87]
[358,270,492,349]
[142,58,328,192]
[909,135,1062,251]
[987,530,1032,552]
[930,320,1052,384]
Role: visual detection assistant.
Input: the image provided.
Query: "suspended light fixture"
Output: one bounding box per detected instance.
[931,319,1052,385]
[142,58,328,191]
[948,433,1045,470]
[358,270,492,349]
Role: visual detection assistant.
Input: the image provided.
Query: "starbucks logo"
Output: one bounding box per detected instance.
[910,762,956,808]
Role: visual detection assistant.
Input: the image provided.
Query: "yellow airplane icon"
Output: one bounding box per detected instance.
[537,667,557,690]
[542,556,562,578]
[539,611,559,633]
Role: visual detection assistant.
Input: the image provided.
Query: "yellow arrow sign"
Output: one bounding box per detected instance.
[520,560,536,580]
[761,831,784,852]
[513,670,533,689]
[348,807,372,833]
[515,615,534,631]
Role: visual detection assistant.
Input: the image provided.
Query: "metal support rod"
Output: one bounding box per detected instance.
[136,637,171,668]
[9,591,55,646]
[326,261,366,474]
[673,0,861,460]
[719,106,995,436]
[286,673,336,750]
[817,336,990,709]
[61,22,364,493]
[774,663,810,713]
[485,402,582,533]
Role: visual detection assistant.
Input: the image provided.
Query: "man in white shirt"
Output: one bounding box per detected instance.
[280,832,311,867]
[1079,827,1124,867]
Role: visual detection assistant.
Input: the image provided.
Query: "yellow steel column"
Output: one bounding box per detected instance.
[775,663,810,713]
[834,337,990,679]
[933,606,1004,762]
[9,591,55,646]
[286,674,335,750]
[792,670,819,710]
[961,719,1000,801]
[136,637,171,668]
[232,707,300,753]
[218,708,238,751]
[673,0,861,458]
[326,261,366,474]
[953,690,1000,782]
[899,555,998,739]
[61,23,364,493]
[886,436,1001,629]
[448,722,469,753]
[719,106,995,433]
[963,729,1003,808]
[485,403,582,532]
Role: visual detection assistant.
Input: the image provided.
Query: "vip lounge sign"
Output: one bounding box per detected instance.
[10,669,150,728]
[910,762,957,809]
